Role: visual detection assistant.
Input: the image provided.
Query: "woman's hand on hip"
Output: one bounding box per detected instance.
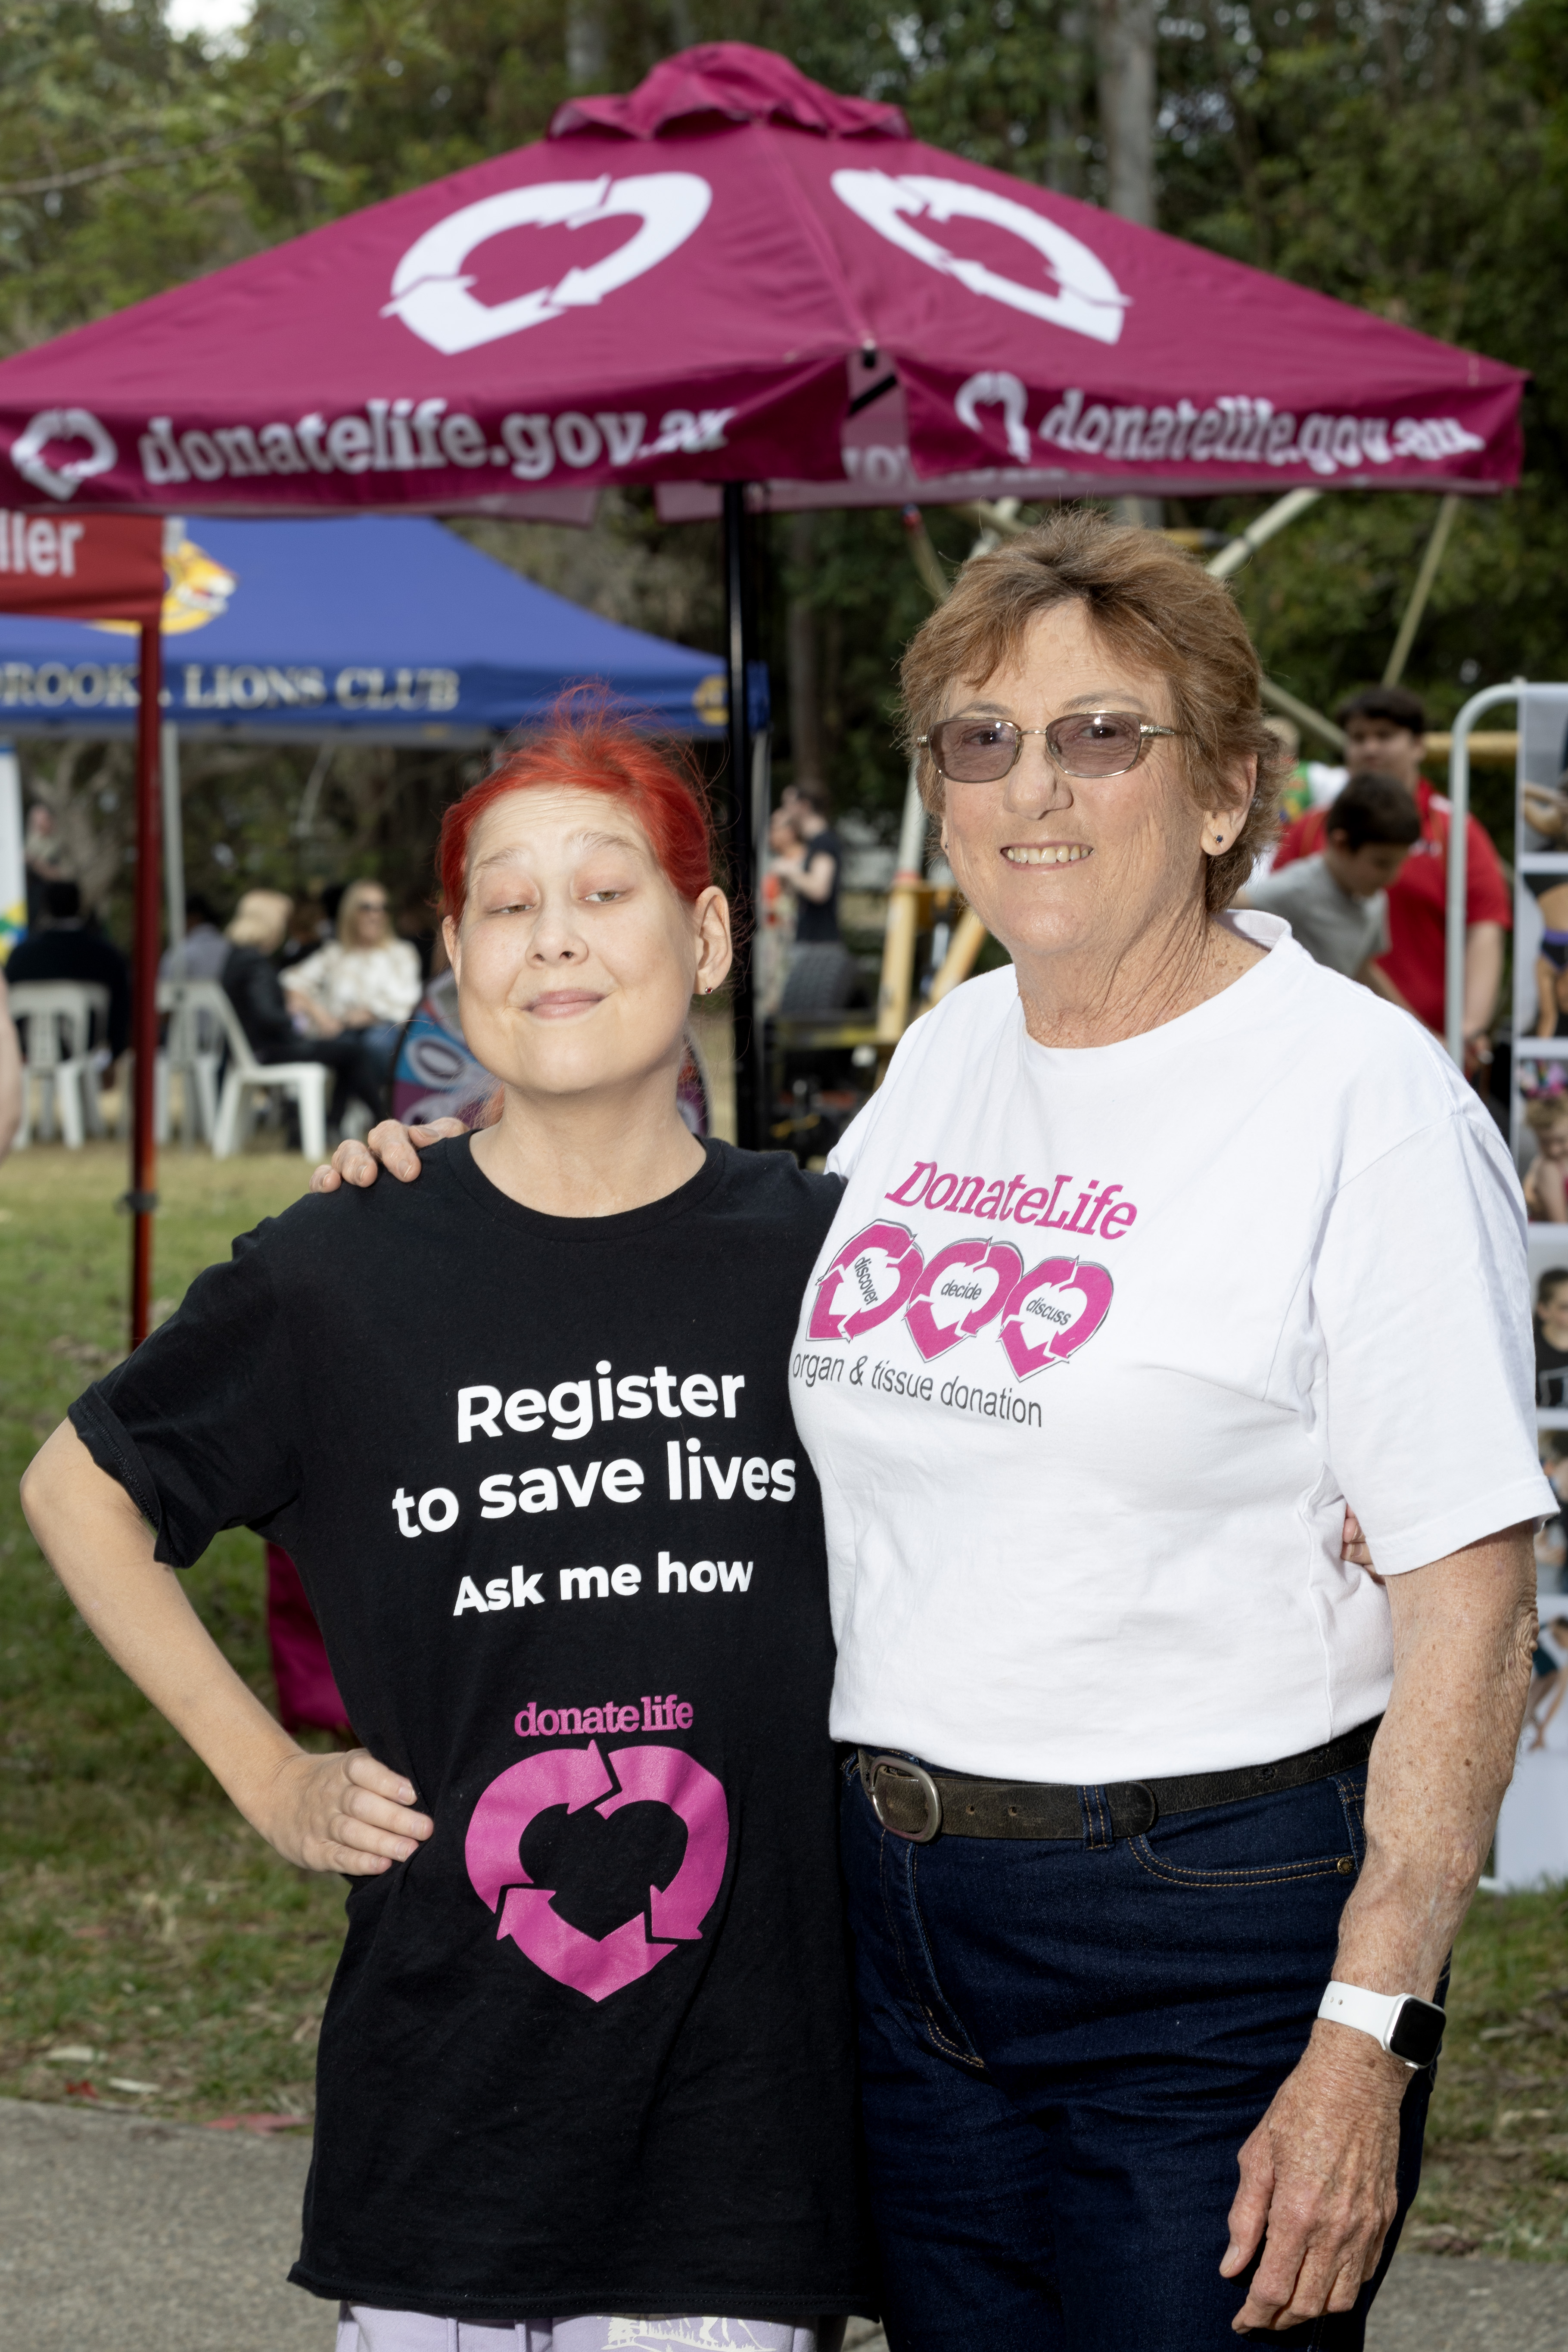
[1341,1508,1376,1572]
[311,1117,465,1192]
[255,1747,433,1875]
[1221,2025,1406,2331]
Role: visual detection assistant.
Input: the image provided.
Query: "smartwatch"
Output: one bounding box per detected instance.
[1317,1980,1447,2068]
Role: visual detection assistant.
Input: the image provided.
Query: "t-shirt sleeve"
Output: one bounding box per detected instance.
[1465,816,1512,930]
[68,1227,304,1569]
[1243,867,1304,920]
[1307,1108,1554,1574]
[1373,893,1391,958]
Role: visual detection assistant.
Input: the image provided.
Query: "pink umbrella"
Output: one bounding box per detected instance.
[0,44,1519,516]
[0,43,1524,1142]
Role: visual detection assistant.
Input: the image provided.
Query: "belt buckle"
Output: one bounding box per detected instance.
[867,1754,943,1844]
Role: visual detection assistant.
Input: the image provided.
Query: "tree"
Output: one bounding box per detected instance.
[1,0,1563,884]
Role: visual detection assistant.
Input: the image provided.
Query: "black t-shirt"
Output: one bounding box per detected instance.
[8,923,132,1057]
[71,1138,871,2326]
[1538,1326,1568,1408]
[793,829,842,945]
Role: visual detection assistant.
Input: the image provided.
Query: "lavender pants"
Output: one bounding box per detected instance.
[337,2312,843,2352]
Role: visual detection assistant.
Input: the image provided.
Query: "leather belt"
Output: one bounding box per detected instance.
[857,1719,1380,1845]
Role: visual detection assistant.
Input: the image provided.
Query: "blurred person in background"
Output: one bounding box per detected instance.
[1242,775,1421,992]
[0,970,21,1160]
[775,785,857,1015]
[221,889,388,1131]
[1535,1428,1568,1592]
[1272,687,1508,1072]
[1518,776,1568,1039]
[158,892,228,984]
[1523,1095,1568,1223]
[22,803,67,930]
[284,878,421,1099]
[774,782,842,941]
[7,879,131,1062]
[1534,1266,1568,1406]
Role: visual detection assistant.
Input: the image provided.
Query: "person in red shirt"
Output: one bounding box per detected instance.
[1272,686,1509,1071]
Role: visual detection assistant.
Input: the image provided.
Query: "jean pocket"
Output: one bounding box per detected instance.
[869,1810,987,2072]
[1128,1772,1365,1892]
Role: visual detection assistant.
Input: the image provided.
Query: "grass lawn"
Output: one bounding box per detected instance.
[0,1142,1566,2259]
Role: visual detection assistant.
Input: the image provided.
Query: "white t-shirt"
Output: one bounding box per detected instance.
[790,914,1552,1784]
[286,937,422,1026]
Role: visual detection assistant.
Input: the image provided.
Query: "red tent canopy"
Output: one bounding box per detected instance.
[0,45,1522,522]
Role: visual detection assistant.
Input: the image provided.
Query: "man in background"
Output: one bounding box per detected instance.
[1271,685,1509,1070]
[1245,775,1421,991]
[6,879,131,1062]
[158,891,228,983]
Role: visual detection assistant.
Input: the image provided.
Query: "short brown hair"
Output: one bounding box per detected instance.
[899,508,1286,911]
[1337,684,1425,736]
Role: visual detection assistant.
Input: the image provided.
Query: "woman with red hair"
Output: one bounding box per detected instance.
[22,709,874,2349]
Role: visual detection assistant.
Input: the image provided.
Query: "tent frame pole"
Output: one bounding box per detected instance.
[1384,493,1460,688]
[723,483,761,1150]
[1445,681,1518,1067]
[128,622,162,1348]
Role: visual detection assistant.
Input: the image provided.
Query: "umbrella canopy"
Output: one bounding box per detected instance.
[0,515,725,741]
[0,44,1521,523]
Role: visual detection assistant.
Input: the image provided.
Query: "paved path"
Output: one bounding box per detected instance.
[5,2097,1567,2350]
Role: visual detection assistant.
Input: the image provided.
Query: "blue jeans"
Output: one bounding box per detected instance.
[840,1749,1435,2350]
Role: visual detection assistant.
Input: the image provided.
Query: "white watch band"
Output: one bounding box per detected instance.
[1317,1980,1406,2054]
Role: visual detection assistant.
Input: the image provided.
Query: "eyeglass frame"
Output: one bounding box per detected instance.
[918,711,1184,784]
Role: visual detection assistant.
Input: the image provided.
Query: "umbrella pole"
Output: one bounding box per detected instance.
[723,483,761,1150]
[128,621,162,1349]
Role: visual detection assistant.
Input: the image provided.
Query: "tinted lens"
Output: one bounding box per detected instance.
[1047,714,1146,776]
[930,719,1019,781]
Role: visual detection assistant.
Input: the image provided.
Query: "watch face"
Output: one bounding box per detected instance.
[1388,1997,1446,2067]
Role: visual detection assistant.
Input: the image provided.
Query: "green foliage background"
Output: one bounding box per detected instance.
[1,0,1563,867]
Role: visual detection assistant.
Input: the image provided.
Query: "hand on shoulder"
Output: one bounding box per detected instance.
[310,1117,467,1194]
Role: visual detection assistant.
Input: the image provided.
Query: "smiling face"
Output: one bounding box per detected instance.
[445,785,731,1107]
[936,601,1248,985]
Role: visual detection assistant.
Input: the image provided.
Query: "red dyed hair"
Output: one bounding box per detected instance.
[438,700,717,921]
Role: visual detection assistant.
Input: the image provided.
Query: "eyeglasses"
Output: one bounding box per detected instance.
[921,712,1182,784]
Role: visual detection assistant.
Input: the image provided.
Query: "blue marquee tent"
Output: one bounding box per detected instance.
[0,515,726,744]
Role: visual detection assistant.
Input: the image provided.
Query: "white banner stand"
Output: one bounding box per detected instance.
[0,740,22,962]
[1468,684,1568,1885]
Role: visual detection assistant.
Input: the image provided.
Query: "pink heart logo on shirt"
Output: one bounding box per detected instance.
[465,1740,729,2003]
[904,1238,1024,1360]
[807,1220,925,1341]
[999,1257,1114,1379]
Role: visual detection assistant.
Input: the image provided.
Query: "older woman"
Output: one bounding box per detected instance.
[320,515,1547,2351]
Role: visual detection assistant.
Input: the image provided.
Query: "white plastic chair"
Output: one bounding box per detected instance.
[8,980,109,1148]
[186,978,329,1162]
[156,978,225,1145]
